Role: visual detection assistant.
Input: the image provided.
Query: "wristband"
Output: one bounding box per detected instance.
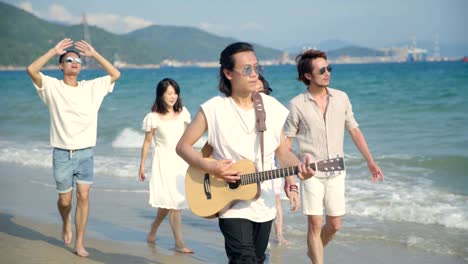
[289,184,299,193]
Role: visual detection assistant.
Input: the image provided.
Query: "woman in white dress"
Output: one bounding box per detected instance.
[257,75,291,246]
[138,78,193,254]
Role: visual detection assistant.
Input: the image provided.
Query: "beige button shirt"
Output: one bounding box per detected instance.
[284,88,359,177]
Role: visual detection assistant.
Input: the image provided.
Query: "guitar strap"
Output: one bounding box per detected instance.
[252,92,266,171]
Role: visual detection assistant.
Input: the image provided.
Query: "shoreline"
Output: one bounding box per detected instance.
[0,59,464,72]
[1,161,466,263]
[0,213,203,264]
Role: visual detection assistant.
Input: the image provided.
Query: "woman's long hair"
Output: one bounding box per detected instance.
[151,78,183,114]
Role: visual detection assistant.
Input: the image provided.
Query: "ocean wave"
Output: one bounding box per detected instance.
[404,235,458,256]
[2,139,467,230]
[340,153,468,230]
[111,128,145,148]
[111,127,208,149]
[346,153,468,167]
[0,133,209,179]
[346,176,468,230]
[0,141,52,168]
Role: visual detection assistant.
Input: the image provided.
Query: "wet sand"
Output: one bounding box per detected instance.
[0,162,465,263]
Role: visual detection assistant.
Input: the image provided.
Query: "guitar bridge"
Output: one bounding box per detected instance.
[204,173,212,200]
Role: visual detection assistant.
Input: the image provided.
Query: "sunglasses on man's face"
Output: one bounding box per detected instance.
[64,57,82,64]
[318,65,332,75]
[236,64,263,76]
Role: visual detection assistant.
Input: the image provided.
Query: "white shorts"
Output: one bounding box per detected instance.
[301,172,346,216]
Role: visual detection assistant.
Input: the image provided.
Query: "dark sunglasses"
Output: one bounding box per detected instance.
[236,65,263,76]
[64,57,82,64]
[318,65,332,75]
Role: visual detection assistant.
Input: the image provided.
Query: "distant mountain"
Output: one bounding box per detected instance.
[285,39,355,54]
[287,38,467,59]
[285,41,386,60]
[0,2,282,66]
[317,39,356,51]
[0,2,158,66]
[326,46,386,59]
[125,25,280,62]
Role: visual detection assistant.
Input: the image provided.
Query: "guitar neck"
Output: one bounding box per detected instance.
[240,163,316,185]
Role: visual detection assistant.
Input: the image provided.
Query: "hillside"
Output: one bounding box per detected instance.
[126,25,280,62]
[0,2,281,66]
[286,39,355,54]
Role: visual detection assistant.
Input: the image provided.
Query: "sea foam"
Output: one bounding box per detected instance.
[111,127,208,150]
[2,138,467,230]
[111,128,144,148]
[346,172,468,230]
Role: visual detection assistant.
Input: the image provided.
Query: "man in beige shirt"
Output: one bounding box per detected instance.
[284,49,384,264]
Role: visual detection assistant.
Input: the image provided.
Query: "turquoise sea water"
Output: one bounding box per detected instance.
[1,62,467,260]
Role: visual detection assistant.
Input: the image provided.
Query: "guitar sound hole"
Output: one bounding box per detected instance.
[227,181,240,190]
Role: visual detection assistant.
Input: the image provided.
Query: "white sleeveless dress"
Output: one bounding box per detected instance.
[142,107,191,209]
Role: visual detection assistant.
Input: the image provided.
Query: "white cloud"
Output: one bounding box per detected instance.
[198,22,232,34]
[17,1,33,13]
[123,16,154,30]
[48,4,80,24]
[14,2,153,34]
[87,13,153,34]
[198,22,263,36]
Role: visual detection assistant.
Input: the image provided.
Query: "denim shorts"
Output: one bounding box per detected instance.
[53,147,94,193]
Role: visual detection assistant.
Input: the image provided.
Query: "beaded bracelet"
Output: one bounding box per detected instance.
[289,184,299,193]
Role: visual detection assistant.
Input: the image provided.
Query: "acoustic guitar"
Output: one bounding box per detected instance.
[185,157,345,218]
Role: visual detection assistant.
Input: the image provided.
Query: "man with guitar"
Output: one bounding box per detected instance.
[284,49,384,264]
[176,42,315,263]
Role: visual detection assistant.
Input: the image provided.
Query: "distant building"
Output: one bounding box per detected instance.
[406,36,427,62]
[407,48,427,62]
[279,51,294,65]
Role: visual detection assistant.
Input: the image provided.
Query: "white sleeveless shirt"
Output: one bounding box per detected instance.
[201,93,289,222]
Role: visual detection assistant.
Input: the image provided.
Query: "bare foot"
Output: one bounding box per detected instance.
[62,216,72,245]
[146,233,156,244]
[175,246,194,254]
[73,247,90,257]
[277,236,292,246]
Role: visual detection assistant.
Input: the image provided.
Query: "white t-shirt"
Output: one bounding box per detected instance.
[201,93,289,222]
[34,73,115,149]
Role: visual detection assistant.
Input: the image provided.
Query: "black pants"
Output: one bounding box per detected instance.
[218,218,273,264]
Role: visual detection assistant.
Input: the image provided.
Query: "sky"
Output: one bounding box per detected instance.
[3,0,467,50]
